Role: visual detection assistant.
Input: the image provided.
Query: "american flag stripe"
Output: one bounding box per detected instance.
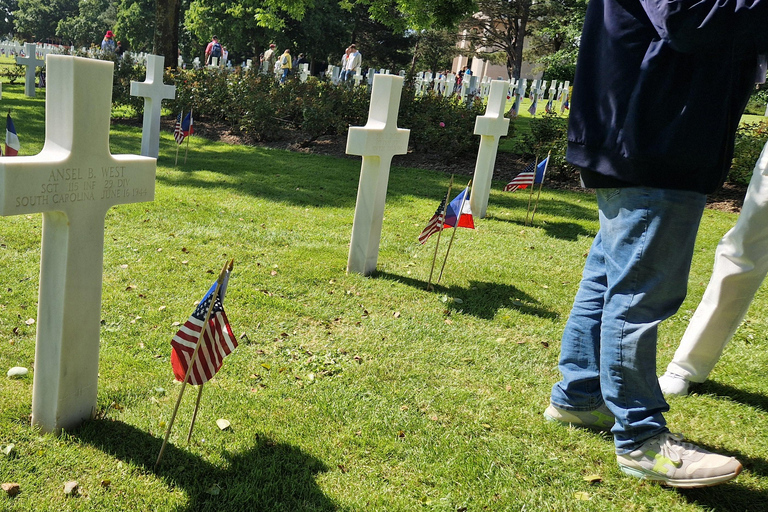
[418,213,444,244]
[170,275,237,385]
[173,112,185,144]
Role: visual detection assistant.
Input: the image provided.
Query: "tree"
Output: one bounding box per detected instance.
[114,0,156,53]
[412,29,460,74]
[13,0,78,42]
[0,0,18,37]
[57,0,118,47]
[153,0,179,68]
[460,0,541,80]
[524,0,586,82]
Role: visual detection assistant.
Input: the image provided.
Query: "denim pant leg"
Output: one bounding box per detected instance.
[551,187,706,453]
[550,231,607,411]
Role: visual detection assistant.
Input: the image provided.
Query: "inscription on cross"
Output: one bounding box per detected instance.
[346,74,410,276]
[0,56,156,433]
[469,80,510,218]
[16,42,44,98]
[130,54,176,159]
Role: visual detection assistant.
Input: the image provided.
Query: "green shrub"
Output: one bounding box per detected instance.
[398,89,484,156]
[1,64,25,84]
[730,121,768,186]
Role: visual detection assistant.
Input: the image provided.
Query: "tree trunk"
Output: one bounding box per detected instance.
[512,5,529,79]
[153,0,180,69]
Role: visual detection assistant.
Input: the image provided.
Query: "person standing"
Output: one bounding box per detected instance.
[659,135,768,396]
[101,30,116,53]
[263,43,277,74]
[544,0,767,488]
[279,48,292,83]
[205,36,222,66]
[344,44,362,82]
[339,46,351,81]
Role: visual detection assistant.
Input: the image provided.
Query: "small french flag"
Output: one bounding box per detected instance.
[5,113,20,156]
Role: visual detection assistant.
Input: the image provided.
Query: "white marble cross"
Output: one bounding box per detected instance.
[0,55,156,433]
[469,80,511,219]
[353,68,363,87]
[300,63,310,83]
[346,74,410,275]
[16,42,45,98]
[130,54,176,159]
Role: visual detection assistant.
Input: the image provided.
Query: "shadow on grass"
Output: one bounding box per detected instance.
[693,380,768,413]
[72,419,336,511]
[375,271,558,321]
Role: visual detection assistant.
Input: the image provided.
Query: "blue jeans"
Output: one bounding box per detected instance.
[550,187,706,453]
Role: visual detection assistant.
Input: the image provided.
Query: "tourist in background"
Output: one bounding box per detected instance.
[101,30,116,53]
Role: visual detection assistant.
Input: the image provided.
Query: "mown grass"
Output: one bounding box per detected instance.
[1,83,768,511]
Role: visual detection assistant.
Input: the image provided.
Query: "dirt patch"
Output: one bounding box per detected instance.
[147,118,747,213]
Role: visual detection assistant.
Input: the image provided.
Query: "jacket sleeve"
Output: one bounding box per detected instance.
[640,0,768,53]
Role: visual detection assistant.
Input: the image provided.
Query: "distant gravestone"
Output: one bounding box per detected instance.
[300,63,310,83]
[0,55,156,433]
[130,54,176,159]
[346,74,410,276]
[332,66,341,85]
[445,73,455,97]
[209,56,219,68]
[399,70,405,77]
[469,80,511,219]
[16,42,44,98]
[367,68,375,87]
[353,68,363,87]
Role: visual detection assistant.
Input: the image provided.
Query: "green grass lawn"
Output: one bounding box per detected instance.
[1,83,768,511]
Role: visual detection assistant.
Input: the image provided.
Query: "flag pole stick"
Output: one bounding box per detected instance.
[437,179,472,285]
[426,175,453,291]
[530,151,551,225]
[186,384,204,444]
[155,260,230,469]
[525,154,539,226]
[184,109,193,164]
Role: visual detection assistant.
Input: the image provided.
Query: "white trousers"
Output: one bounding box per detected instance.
[667,141,768,382]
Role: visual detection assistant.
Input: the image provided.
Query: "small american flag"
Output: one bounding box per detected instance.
[173,112,185,144]
[170,269,237,385]
[419,197,446,244]
[504,162,536,191]
[505,157,549,192]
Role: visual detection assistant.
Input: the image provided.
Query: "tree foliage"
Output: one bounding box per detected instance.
[13,0,78,42]
[57,0,118,47]
[525,0,586,82]
[0,0,18,37]
[460,0,540,80]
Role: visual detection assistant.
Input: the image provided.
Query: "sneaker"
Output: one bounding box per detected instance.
[544,403,614,431]
[659,371,690,396]
[617,432,742,488]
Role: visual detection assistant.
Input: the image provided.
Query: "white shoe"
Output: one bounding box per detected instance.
[658,371,690,396]
[617,432,742,488]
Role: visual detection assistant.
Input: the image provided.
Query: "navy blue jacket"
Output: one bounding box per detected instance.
[567,0,768,193]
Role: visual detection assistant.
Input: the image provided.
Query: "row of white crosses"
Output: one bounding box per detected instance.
[345,77,510,275]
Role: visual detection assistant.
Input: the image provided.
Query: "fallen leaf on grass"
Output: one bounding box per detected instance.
[2,483,20,497]
[24,318,34,325]
[337,464,348,473]
[583,474,602,484]
[393,311,400,318]
[574,491,590,501]
[206,484,221,496]
[101,479,111,488]
[216,418,231,430]
[1,444,15,457]
[63,481,78,496]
